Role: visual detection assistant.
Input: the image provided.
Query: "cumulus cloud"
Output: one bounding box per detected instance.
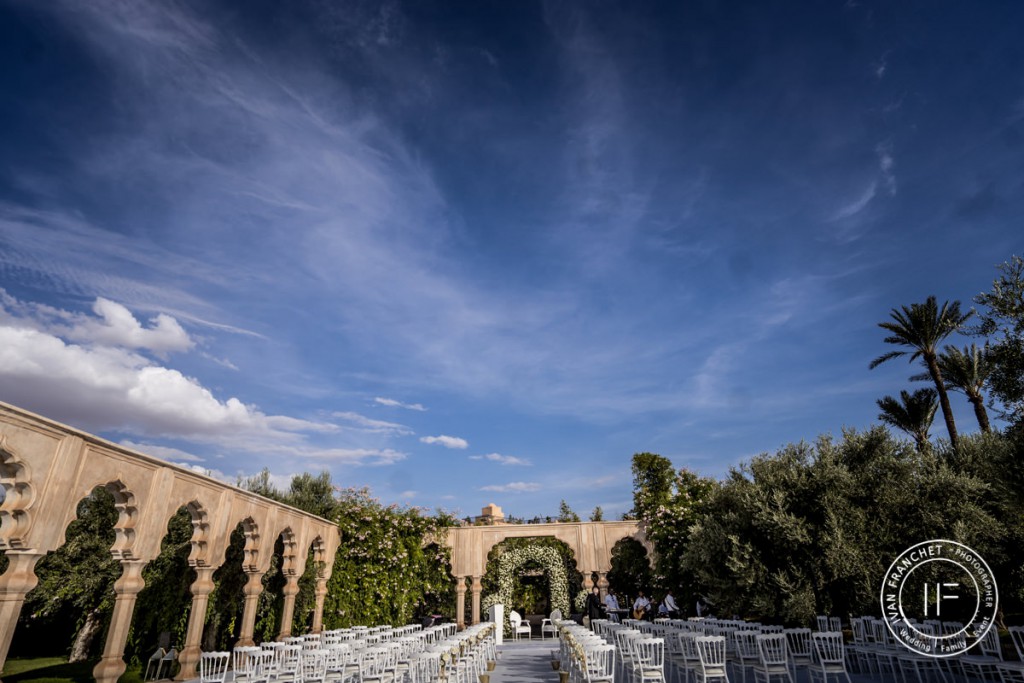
[333,411,413,435]
[374,397,427,411]
[0,293,402,466]
[419,434,468,449]
[480,482,541,493]
[469,452,531,466]
[0,290,194,356]
[67,298,193,353]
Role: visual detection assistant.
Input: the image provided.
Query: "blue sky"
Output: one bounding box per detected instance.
[0,0,1021,520]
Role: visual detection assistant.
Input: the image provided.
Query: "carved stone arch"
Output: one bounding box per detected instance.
[0,434,34,550]
[239,516,261,572]
[308,535,327,578]
[183,500,211,567]
[104,481,139,560]
[56,476,142,560]
[275,526,299,576]
[54,479,140,559]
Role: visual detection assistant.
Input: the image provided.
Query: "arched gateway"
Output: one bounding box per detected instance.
[445,504,652,627]
[0,402,340,683]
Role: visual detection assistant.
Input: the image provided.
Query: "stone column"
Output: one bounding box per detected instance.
[93,559,147,683]
[0,552,43,677]
[277,575,300,639]
[597,572,609,599]
[582,571,595,592]
[470,576,482,625]
[176,566,216,681]
[311,576,328,633]
[455,576,467,629]
[236,570,265,647]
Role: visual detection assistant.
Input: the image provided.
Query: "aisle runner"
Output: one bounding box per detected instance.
[489,640,559,683]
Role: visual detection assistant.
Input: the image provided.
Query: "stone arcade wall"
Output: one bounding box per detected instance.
[445,519,651,626]
[0,401,341,683]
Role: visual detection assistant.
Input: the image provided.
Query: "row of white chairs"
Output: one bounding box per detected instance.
[848,615,1024,683]
[197,621,486,683]
[582,616,851,683]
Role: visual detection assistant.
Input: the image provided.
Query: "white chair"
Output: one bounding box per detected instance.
[730,631,760,683]
[893,622,947,683]
[273,644,303,683]
[671,632,702,683]
[962,625,1003,681]
[582,643,616,683]
[783,628,812,678]
[809,632,851,683]
[250,650,276,683]
[753,634,793,683]
[357,647,394,683]
[157,647,178,680]
[815,616,829,633]
[695,636,730,683]
[231,646,259,683]
[618,630,645,682]
[199,652,230,683]
[300,648,328,683]
[635,637,668,683]
[145,648,166,681]
[407,652,440,683]
[996,626,1024,683]
[541,609,563,639]
[509,610,532,640]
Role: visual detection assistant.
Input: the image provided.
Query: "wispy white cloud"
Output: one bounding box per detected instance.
[873,52,889,80]
[876,142,897,195]
[374,397,427,411]
[420,434,468,449]
[119,440,204,463]
[200,352,240,371]
[468,452,532,466]
[333,411,412,435]
[480,481,541,493]
[301,447,406,465]
[830,181,877,221]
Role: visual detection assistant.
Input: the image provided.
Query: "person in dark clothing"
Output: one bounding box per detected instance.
[585,586,604,627]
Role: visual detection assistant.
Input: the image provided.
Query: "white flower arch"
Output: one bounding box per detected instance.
[482,544,572,634]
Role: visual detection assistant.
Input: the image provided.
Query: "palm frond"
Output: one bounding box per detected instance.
[869,350,906,369]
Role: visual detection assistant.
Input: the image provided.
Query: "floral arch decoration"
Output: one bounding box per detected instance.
[481,543,571,634]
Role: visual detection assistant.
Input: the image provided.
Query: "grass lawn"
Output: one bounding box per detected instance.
[2,657,147,683]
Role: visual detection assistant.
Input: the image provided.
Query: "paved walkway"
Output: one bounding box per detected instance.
[489,639,560,683]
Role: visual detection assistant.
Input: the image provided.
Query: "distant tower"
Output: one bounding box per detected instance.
[476,503,506,525]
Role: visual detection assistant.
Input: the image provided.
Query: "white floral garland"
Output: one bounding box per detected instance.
[482,544,571,634]
[574,589,589,612]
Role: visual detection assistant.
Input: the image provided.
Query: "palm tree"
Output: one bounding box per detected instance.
[912,344,992,433]
[877,389,939,452]
[870,296,973,448]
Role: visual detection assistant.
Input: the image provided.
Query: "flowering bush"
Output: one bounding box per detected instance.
[321,487,455,628]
